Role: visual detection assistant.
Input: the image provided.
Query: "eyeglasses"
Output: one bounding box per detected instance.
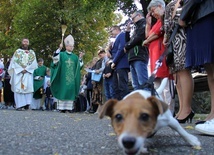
[131,14,139,21]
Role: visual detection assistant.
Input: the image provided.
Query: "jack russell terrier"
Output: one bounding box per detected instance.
[99,81,201,155]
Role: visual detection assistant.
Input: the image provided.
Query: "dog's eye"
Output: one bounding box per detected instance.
[115,114,123,122]
[139,113,149,121]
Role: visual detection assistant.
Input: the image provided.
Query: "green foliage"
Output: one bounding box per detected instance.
[192,92,211,114]
[0,0,118,65]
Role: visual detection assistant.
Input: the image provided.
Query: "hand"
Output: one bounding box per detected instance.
[111,63,115,69]
[142,39,149,46]
[95,70,100,74]
[106,73,111,78]
[146,12,152,26]
[22,70,27,74]
[163,37,168,46]
[178,19,186,27]
[124,48,127,53]
[59,43,63,49]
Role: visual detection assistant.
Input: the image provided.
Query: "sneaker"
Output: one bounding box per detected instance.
[89,109,95,113]
[94,111,99,115]
[1,105,8,109]
[8,106,15,110]
[195,119,214,136]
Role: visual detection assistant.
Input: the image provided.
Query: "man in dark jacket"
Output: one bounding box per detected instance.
[124,10,149,90]
[109,25,130,100]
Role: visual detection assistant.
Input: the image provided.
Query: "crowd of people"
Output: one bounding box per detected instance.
[0,0,213,136]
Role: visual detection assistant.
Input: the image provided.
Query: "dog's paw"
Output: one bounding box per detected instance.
[187,135,201,147]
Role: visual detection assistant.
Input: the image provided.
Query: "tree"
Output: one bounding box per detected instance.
[2,0,171,65]
[1,0,119,65]
[0,0,25,58]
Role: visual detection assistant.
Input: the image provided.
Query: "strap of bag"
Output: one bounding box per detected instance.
[158,24,179,64]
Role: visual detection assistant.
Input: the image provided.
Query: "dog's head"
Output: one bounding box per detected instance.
[99,92,168,155]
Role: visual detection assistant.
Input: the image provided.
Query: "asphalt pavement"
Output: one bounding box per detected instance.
[0,109,213,155]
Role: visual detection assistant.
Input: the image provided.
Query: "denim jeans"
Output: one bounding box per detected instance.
[104,77,113,100]
[130,60,148,90]
[112,68,129,100]
[45,97,54,110]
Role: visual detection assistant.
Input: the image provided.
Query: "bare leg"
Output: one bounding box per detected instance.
[174,73,182,117]
[204,64,214,120]
[176,69,194,120]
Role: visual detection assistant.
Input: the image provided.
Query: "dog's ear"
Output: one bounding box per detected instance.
[147,96,168,114]
[99,99,118,119]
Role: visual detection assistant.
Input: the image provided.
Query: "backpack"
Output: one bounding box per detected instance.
[74,94,87,112]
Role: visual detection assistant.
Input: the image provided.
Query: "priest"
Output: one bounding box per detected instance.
[8,38,38,110]
[51,35,83,113]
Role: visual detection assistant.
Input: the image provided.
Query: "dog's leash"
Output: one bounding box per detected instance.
[139,24,180,97]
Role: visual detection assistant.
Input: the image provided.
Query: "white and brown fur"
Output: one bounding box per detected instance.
[99,88,201,155]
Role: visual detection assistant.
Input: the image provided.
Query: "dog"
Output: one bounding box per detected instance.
[99,89,201,155]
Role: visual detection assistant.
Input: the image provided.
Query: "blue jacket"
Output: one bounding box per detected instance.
[110,32,129,70]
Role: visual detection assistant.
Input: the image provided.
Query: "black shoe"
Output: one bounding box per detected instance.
[60,110,66,113]
[16,107,25,111]
[39,107,45,111]
[177,111,195,124]
[68,109,75,113]
[24,105,29,110]
[89,110,95,113]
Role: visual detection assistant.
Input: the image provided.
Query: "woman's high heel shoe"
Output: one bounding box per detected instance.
[177,111,195,124]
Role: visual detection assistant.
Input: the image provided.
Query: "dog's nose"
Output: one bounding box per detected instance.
[122,137,136,149]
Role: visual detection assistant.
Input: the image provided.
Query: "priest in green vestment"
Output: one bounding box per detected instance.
[51,35,83,112]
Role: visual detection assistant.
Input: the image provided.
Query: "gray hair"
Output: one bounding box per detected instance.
[134,10,144,16]
[147,0,165,12]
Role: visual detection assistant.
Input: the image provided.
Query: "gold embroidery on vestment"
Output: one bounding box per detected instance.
[65,58,74,86]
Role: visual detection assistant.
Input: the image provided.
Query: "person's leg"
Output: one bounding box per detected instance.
[204,64,214,120]
[117,69,129,100]
[174,72,182,117]
[50,99,54,110]
[134,61,148,89]
[45,97,49,110]
[109,77,114,99]
[86,89,92,111]
[130,62,139,90]
[112,70,120,100]
[176,69,194,120]
[104,79,110,100]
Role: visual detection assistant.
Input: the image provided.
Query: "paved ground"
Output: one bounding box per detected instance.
[0,109,213,155]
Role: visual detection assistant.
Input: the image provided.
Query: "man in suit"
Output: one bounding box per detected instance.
[109,26,130,100]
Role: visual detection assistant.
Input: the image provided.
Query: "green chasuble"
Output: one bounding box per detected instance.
[50,51,81,100]
[33,65,47,99]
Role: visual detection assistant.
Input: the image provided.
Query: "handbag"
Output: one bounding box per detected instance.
[165,24,180,67]
[91,72,102,82]
[165,42,174,67]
